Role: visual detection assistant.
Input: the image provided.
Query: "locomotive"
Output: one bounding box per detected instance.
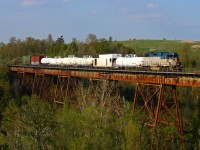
[30,52,182,71]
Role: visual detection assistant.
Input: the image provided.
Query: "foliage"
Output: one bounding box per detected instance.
[1,101,20,148]
[184,105,200,149]
[1,97,57,149]
[0,65,13,126]
[118,40,184,53]
[86,33,98,43]
[179,43,191,68]
[54,103,141,149]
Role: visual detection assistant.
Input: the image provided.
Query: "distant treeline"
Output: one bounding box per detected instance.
[1,34,200,68]
[0,34,134,64]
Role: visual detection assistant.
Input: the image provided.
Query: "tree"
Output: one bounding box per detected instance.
[0,65,12,124]
[191,59,197,68]
[72,37,77,43]
[0,102,21,149]
[86,33,97,43]
[67,38,78,55]
[56,35,64,44]
[19,97,57,149]
[179,43,190,68]
[47,34,53,45]
[1,97,58,149]
[46,34,54,52]
[9,37,17,44]
[0,42,5,48]
[183,87,200,149]
[109,36,112,42]
[50,36,67,56]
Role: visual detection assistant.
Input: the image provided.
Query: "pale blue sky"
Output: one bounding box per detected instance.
[0,0,200,43]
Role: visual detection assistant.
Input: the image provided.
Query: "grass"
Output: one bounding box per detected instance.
[117,39,200,53]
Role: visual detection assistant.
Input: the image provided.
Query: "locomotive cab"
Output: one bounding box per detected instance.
[144,52,182,71]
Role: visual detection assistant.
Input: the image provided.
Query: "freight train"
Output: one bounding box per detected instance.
[29,52,182,71]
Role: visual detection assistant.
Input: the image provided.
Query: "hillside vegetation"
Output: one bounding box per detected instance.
[119,39,200,52]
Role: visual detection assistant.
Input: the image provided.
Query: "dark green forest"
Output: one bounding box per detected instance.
[0,34,200,149]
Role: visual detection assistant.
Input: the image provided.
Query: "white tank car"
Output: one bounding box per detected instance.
[116,54,144,67]
[68,55,78,65]
[78,55,94,66]
[75,58,83,66]
[56,57,63,65]
[41,57,50,64]
[62,57,70,65]
[61,55,78,66]
[48,58,59,65]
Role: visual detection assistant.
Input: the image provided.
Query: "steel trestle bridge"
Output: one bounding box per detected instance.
[8,65,200,142]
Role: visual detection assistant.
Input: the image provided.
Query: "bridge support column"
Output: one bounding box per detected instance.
[132,82,183,142]
[114,80,123,108]
[53,76,81,107]
[53,76,70,106]
[21,73,78,106]
[17,72,25,86]
[31,74,55,101]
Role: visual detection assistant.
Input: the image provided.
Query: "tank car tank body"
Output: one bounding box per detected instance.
[41,57,51,65]
[61,55,78,66]
[116,54,144,68]
[68,55,78,65]
[49,58,58,65]
[75,55,94,66]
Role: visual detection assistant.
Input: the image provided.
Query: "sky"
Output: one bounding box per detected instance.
[0,0,200,43]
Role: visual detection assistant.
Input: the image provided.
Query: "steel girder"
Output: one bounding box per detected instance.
[132,82,183,142]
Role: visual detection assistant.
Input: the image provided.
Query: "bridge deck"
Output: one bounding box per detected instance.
[8,65,200,87]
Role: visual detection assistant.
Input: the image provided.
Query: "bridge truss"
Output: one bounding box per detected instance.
[9,65,200,143]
